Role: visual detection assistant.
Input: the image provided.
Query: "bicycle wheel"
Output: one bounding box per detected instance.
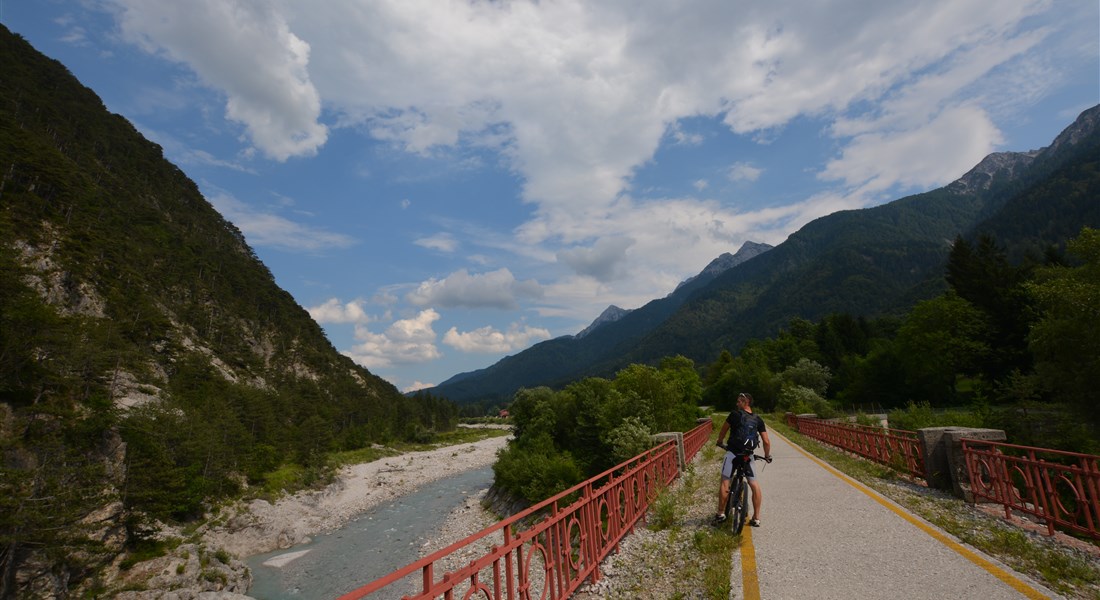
[730,477,749,534]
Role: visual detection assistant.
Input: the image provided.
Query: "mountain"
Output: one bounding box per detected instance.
[431,240,773,402]
[576,305,633,338]
[574,241,774,341]
[0,25,455,596]
[432,105,1100,404]
[674,241,773,292]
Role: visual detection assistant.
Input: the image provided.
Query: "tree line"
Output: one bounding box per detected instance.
[703,227,1099,452]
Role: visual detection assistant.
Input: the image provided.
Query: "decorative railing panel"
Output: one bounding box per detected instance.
[338,419,713,600]
[962,439,1100,540]
[786,414,925,479]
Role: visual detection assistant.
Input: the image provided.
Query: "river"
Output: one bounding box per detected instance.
[246,465,495,600]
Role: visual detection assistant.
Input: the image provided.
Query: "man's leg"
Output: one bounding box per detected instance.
[748,479,762,522]
[717,479,730,516]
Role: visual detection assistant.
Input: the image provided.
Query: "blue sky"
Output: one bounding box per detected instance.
[5,1,1098,392]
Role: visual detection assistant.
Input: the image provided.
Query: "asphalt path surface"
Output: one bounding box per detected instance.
[733,431,1062,599]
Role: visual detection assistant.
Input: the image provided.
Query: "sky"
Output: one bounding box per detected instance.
[4,1,1098,393]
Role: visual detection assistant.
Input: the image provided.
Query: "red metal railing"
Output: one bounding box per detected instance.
[786,414,925,479]
[962,439,1100,540]
[683,419,712,463]
[338,420,713,600]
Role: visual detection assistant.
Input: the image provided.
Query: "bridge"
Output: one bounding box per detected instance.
[338,416,1098,599]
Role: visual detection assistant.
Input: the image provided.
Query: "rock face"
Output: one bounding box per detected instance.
[110,544,252,600]
[947,151,1039,194]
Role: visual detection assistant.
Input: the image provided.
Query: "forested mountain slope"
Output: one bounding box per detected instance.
[434,104,1100,404]
[0,25,453,597]
[633,105,1100,369]
[431,240,772,404]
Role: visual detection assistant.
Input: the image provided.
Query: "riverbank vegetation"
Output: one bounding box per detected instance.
[492,357,703,504]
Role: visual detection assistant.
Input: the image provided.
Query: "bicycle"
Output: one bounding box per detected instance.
[718,444,771,534]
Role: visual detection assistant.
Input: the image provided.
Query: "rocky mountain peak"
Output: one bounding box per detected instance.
[947,151,1039,194]
[675,240,773,292]
[1046,104,1100,154]
[576,305,633,338]
[948,104,1099,195]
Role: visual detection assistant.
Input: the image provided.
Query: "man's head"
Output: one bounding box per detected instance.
[737,392,753,410]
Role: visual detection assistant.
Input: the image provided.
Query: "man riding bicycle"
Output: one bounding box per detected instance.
[715,392,772,526]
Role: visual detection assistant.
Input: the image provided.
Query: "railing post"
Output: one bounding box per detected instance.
[652,432,685,472]
[918,427,1006,500]
[1036,455,1057,537]
[422,562,433,596]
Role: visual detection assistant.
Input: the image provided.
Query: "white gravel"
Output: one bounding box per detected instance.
[200,432,511,560]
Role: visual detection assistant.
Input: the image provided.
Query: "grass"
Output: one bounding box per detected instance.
[694,527,739,600]
[695,439,743,600]
[641,427,743,600]
[767,415,1100,599]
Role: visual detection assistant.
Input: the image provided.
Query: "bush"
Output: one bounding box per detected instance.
[776,385,838,419]
[886,401,986,431]
[492,434,584,504]
[605,416,654,465]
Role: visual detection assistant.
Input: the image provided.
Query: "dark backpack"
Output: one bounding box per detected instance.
[730,410,760,452]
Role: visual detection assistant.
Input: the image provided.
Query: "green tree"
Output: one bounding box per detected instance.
[894,293,992,405]
[702,348,781,412]
[779,358,831,396]
[1027,228,1100,428]
[946,235,1035,381]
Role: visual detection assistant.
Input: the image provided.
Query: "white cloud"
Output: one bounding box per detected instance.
[727,162,763,183]
[208,191,357,252]
[443,323,552,353]
[308,298,371,324]
[820,105,1004,192]
[668,122,704,146]
[407,268,543,310]
[109,0,328,160]
[100,0,1092,349]
[113,0,1073,233]
[414,233,459,253]
[402,381,436,393]
[557,237,635,282]
[345,309,442,368]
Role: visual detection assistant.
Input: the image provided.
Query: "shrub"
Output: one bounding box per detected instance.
[605,416,654,465]
[886,401,985,431]
[776,385,838,419]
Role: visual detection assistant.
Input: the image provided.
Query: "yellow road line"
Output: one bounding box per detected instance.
[739,524,761,600]
[777,432,1047,600]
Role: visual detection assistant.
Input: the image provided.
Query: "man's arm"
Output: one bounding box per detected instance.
[760,430,772,459]
[717,421,730,446]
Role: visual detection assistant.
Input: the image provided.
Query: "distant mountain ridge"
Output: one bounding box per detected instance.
[431,104,1100,404]
[573,240,774,340]
[674,241,773,292]
[432,240,776,399]
[576,305,633,338]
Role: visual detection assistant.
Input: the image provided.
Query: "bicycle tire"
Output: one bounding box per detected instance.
[731,477,749,534]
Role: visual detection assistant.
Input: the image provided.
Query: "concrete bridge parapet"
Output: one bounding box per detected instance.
[918,427,1006,501]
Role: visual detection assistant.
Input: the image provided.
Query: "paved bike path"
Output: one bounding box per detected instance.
[734,431,1061,600]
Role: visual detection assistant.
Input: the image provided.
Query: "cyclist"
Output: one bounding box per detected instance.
[715,392,772,526]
